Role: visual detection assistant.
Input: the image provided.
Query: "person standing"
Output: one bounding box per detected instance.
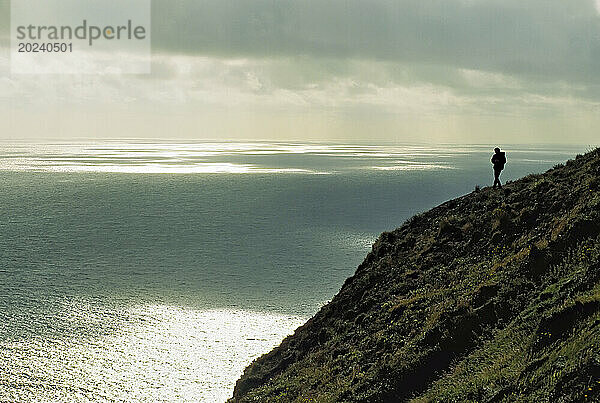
[491,147,506,188]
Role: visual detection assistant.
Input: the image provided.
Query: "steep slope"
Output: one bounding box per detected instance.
[231,148,600,402]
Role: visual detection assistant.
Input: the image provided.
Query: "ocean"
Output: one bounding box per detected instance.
[0,141,587,401]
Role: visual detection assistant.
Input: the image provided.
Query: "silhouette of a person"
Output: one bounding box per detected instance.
[491,147,506,188]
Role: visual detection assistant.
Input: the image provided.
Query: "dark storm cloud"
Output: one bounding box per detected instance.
[151,0,600,84]
[3,1,599,84]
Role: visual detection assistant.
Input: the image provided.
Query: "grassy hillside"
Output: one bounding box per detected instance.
[231,148,600,402]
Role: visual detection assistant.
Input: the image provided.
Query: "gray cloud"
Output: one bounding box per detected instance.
[2,0,600,143]
[151,0,600,84]
[0,0,8,46]
[3,0,599,85]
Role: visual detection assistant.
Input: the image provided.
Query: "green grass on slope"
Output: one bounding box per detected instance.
[414,238,600,402]
[232,149,600,402]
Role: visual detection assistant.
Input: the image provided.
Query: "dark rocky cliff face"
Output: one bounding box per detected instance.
[231,148,600,402]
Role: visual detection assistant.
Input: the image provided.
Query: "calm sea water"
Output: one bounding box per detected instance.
[0,141,587,401]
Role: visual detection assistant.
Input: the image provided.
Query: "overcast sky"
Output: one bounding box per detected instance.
[1,0,600,143]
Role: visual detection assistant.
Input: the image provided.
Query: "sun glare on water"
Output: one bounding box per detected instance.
[0,141,458,174]
[0,304,305,402]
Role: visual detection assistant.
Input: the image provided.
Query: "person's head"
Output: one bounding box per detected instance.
[494,147,500,153]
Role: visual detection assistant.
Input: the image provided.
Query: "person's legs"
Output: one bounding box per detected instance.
[493,168,502,188]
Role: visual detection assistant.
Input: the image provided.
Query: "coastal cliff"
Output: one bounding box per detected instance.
[231,148,600,402]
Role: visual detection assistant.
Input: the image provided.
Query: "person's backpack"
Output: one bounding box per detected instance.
[492,152,506,169]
